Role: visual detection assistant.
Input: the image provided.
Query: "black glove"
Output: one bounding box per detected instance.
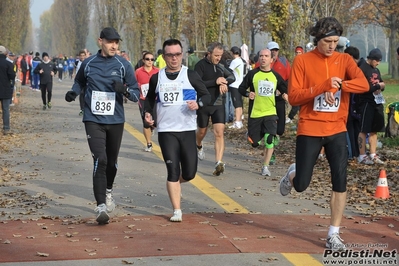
[113,81,127,93]
[65,91,77,102]
[113,81,130,98]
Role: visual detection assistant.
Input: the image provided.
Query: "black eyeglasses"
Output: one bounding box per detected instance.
[164,53,182,58]
[144,58,155,61]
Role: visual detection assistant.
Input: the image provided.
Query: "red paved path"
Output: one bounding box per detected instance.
[1,214,398,263]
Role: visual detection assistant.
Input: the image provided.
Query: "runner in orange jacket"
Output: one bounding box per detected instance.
[279,17,369,251]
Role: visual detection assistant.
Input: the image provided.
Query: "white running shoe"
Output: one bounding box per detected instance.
[94,203,109,224]
[105,189,115,212]
[326,233,346,251]
[261,165,271,176]
[358,155,374,165]
[197,147,205,160]
[145,143,152,152]
[370,154,384,165]
[279,163,296,196]
[228,121,243,129]
[170,209,182,222]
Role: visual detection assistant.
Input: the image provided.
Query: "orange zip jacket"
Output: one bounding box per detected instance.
[288,49,369,137]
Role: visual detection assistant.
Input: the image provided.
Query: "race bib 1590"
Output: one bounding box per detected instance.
[313,91,341,112]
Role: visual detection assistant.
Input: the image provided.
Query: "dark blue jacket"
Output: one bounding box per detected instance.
[71,50,139,124]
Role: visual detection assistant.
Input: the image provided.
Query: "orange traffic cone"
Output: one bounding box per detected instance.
[374,169,390,199]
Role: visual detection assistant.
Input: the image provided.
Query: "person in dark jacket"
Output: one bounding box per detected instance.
[20,54,28,85]
[34,52,58,110]
[64,27,140,225]
[194,42,235,176]
[0,45,16,134]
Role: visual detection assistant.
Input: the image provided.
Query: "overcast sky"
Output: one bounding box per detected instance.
[30,0,54,27]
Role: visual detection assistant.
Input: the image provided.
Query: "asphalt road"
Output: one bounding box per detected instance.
[1,79,397,266]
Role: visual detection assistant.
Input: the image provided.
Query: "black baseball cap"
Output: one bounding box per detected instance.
[100,27,122,41]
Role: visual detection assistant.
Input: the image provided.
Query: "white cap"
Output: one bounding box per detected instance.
[337,36,349,48]
[267,41,279,50]
[0,46,6,54]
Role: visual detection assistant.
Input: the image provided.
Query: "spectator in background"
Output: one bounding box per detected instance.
[67,55,75,79]
[27,51,33,87]
[344,46,361,160]
[134,50,148,70]
[294,46,304,56]
[31,52,42,91]
[221,47,235,123]
[56,54,64,81]
[76,49,87,116]
[357,48,385,165]
[20,54,28,85]
[154,49,166,69]
[187,47,200,71]
[6,50,17,106]
[0,46,17,135]
[228,46,245,129]
[286,46,304,124]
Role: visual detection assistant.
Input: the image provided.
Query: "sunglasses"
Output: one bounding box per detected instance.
[144,58,155,61]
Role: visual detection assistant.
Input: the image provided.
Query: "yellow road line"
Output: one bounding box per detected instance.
[124,122,249,213]
[282,253,322,266]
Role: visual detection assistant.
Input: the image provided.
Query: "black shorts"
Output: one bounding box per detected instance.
[294,132,348,193]
[197,105,225,128]
[247,115,278,146]
[158,131,198,182]
[139,99,156,128]
[358,102,385,133]
[229,87,243,108]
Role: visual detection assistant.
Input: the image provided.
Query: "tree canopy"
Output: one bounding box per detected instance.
[1,0,397,78]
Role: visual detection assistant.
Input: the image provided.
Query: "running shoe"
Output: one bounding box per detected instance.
[279,163,296,196]
[358,156,374,165]
[145,143,152,152]
[228,121,243,129]
[42,105,47,110]
[370,154,384,165]
[170,209,182,222]
[94,203,109,224]
[213,161,225,176]
[261,165,271,176]
[197,146,205,160]
[326,233,346,251]
[105,189,115,213]
[47,102,52,109]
